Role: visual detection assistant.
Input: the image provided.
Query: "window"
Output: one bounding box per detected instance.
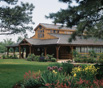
[39,25,42,29]
[101,47,103,53]
[38,34,44,38]
[53,30,56,33]
[57,30,59,33]
[50,30,53,33]
[76,47,80,53]
[81,47,85,53]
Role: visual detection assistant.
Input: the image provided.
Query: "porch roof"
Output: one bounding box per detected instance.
[6,43,19,47]
[23,34,103,46]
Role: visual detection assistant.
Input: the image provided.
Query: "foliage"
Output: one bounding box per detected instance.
[0,0,35,35]
[2,54,18,59]
[35,56,40,61]
[95,64,103,79]
[51,58,56,62]
[14,64,103,88]
[74,50,97,63]
[46,0,103,41]
[72,65,98,81]
[41,66,66,87]
[62,61,74,75]
[89,50,97,58]
[23,70,43,88]
[44,54,56,62]
[27,54,35,61]
[26,54,56,62]
[0,39,14,53]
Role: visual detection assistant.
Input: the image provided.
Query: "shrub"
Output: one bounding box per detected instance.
[27,58,32,61]
[81,55,87,63]
[46,54,54,59]
[2,55,7,59]
[27,54,35,61]
[34,56,40,61]
[74,57,82,63]
[89,50,97,58]
[95,64,103,79]
[13,54,18,59]
[87,57,96,63]
[39,56,45,62]
[23,70,43,88]
[62,61,74,75]
[41,66,66,87]
[2,54,18,59]
[72,65,98,81]
[51,58,56,62]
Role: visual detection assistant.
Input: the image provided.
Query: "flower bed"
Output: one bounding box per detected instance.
[13,63,103,88]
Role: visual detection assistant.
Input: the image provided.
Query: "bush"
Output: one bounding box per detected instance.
[74,57,82,63]
[2,55,7,59]
[72,65,98,81]
[23,71,43,88]
[51,58,56,62]
[35,56,40,61]
[2,54,18,59]
[87,57,96,63]
[62,61,74,75]
[89,50,97,58]
[39,56,45,62]
[27,54,35,61]
[95,64,103,79]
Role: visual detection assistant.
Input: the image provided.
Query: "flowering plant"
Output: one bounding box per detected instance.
[72,65,99,81]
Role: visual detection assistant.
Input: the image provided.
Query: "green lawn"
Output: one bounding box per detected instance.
[0,59,57,88]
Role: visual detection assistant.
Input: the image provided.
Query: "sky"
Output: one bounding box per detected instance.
[0,0,69,42]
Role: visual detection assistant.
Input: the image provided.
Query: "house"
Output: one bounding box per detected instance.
[6,23,103,59]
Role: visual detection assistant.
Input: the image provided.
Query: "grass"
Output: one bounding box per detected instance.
[0,59,57,88]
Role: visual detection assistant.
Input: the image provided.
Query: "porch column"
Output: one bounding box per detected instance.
[13,47,15,56]
[56,46,60,59]
[7,47,10,56]
[19,45,21,58]
[70,46,73,59]
[44,47,47,56]
[29,46,32,54]
[21,47,24,58]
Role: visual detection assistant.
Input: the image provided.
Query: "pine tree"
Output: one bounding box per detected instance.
[46,0,103,41]
[0,0,34,35]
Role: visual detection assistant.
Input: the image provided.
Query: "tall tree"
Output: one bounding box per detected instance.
[0,0,34,35]
[46,0,103,41]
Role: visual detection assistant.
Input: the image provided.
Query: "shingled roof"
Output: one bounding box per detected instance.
[22,34,103,46]
[39,23,76,30]
[7,33,103,47]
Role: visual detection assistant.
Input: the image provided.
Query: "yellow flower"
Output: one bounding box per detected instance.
[73,73,76,77]
[52,70,57,74]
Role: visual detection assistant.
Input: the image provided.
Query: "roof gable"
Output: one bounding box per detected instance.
[39,23,76,30]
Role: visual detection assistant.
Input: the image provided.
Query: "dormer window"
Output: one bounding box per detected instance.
[50,30,53,33]
[39,25,42,29]
[53,30,56,33]
[57,30,59,33]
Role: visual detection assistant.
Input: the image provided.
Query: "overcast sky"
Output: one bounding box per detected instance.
[0,0,71,42]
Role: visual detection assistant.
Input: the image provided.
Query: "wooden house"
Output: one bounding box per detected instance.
[6,23,103,59]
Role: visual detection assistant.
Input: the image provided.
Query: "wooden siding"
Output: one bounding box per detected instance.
[31,24,75,40]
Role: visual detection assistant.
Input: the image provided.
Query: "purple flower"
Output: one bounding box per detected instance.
[58,67,63,72]
[59,67,63,70]
[47,66,51,70]
[49,67,53,71]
